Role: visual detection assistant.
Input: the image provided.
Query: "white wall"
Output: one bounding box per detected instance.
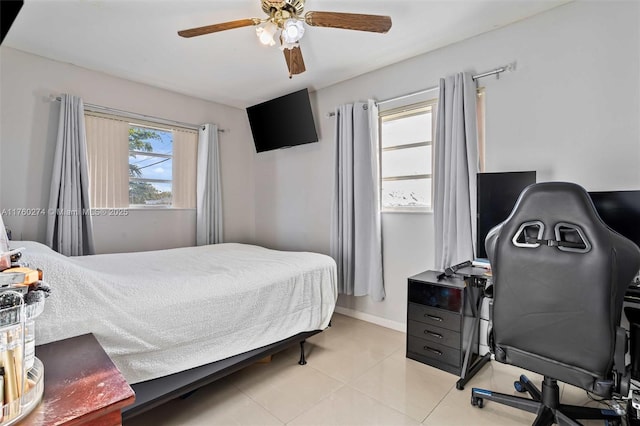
[253,1,640,328]
[0,47,256,253]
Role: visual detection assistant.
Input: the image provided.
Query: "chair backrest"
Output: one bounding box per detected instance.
[486,182,640,383]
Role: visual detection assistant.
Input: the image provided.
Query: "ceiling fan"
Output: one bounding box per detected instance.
[178,0,392,78]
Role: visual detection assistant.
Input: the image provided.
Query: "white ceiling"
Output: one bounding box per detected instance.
[4,0,570,109]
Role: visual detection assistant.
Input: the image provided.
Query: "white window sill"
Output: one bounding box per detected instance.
[381,209,433,215]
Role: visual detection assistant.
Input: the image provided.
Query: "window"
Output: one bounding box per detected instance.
[380,100,436,212]
[379,89,485,212]
[85,113,197,209]
[128,125,174,206]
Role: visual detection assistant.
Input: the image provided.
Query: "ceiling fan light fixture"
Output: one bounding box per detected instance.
[256,21,278,46]
[280,40,299,51]
[282,18,305,43]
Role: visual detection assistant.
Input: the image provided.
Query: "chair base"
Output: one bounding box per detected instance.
[471,375,623,426]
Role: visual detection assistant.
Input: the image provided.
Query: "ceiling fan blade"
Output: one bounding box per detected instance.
[283,45,306,78]
[178,18,260,38]
[304,11,392,33]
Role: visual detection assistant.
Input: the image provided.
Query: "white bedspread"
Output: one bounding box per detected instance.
[16,241,337,384]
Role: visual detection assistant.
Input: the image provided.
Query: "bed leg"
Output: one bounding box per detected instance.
[298,340,307,365]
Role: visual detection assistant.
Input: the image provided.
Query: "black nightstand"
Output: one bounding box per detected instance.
[406,270,491,389]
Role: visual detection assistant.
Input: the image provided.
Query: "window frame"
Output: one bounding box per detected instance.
[379,99,438,213]
[84,111,198,210]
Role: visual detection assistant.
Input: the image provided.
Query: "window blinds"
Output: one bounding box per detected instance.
[85,114,130,208]
[172,128,198,208]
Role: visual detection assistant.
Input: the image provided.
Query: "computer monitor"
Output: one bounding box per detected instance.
[477,171,536,259]
[589,190,640,250]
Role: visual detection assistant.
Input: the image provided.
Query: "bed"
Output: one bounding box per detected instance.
[14,240,337,417]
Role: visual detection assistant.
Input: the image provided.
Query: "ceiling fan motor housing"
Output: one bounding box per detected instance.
[262,0,305,17]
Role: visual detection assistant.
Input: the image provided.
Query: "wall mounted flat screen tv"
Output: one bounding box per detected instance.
[247,88,319,153]
[477,171,536,259]
[589,190,640,249]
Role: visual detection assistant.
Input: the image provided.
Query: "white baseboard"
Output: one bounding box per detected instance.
[333,306,406,333]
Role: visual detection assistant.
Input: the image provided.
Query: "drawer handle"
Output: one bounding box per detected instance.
[425,314,443,322]
[424,330,443,339]
[424,346,442,356]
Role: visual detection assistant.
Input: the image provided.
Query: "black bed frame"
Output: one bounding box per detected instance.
[122,329,322,420]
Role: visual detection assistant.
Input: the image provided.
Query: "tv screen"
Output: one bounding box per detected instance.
[589,190,640,249]
[247,88,318,153]
[477,171,536,259]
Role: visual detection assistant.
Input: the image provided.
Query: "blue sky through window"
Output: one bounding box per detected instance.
[130,127,173,182]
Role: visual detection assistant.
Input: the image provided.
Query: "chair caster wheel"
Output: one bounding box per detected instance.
[514,380,525,392]
[471,396,484,408]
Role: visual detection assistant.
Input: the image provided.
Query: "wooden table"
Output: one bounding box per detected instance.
[21,334,135,426]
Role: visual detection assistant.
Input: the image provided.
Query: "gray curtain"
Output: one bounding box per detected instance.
[330,100,385,301]
[434,72,479,269]
[46,94,95,256]
[196,123,223,245]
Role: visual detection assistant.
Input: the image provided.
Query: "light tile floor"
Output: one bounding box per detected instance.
[125,314,616,426]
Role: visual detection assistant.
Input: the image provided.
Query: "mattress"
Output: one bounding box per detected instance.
[15,241,337,384]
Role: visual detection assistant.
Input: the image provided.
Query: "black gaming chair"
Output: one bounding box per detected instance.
[470,182,640,425]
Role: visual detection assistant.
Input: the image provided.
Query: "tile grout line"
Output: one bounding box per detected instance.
[419,382,457,424]
[230,355,349,425]
[283,382,348,425]
[255,329,405,424]
[346,384,425,424]
[340,344,406,384]
[230,378,288,424]
[346,352,461,424]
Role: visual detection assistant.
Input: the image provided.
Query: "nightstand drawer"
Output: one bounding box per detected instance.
[408,303,462,332]
[408,336,461,367]
[407,320,461,349]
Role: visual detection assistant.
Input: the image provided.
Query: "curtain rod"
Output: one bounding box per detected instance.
[326,62,516,117]
[50,95,226,133]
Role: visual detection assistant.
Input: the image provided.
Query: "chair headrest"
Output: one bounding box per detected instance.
[503,182,604,253]
[486,182,640,279]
